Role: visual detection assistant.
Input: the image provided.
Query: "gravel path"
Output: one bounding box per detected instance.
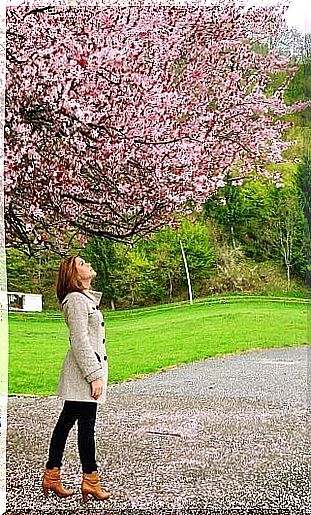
[5,345,311,514]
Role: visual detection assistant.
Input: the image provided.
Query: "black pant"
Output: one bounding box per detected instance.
[46,400,98,474]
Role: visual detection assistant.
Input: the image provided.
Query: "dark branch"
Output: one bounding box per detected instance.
[23,6,60,19]
[6,48,27,65]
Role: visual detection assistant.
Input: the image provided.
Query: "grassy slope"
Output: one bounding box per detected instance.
[8,298,307,395]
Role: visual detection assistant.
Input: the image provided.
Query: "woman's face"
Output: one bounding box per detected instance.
[75,256,96,282]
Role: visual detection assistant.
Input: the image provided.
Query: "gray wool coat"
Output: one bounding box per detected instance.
[56,289,108,404]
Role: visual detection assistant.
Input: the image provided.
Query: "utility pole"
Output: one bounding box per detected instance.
[179,239,193,305]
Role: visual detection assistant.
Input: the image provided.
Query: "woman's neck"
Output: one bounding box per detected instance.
[80,280,92,290]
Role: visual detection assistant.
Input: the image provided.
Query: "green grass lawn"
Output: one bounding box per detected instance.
[7,297,308,396]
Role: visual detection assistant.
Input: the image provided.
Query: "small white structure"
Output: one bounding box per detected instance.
[7,292,42,312]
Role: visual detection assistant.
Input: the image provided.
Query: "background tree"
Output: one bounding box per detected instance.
[297,155,311,289]
[81,238,118,309]
[6,247,60,308]
[266,187,304,288]
[143,217,216,301]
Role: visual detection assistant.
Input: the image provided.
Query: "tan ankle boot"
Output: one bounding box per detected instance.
[81,471,111,502]
[42,467,74,498]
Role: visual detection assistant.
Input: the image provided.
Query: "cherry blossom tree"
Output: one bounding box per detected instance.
[4,1,305,254]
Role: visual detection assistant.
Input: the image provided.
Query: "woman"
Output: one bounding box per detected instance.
[42,255,111,503]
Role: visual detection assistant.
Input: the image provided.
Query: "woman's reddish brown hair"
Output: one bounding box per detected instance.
[56,255,84,303]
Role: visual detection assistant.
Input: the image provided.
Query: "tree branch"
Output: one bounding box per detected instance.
[23,6,63,19]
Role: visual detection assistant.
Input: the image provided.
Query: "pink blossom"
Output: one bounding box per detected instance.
[4,2,305,250]
[230,71,241,82]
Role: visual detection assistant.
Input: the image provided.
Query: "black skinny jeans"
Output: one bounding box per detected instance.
[46,400,98,474]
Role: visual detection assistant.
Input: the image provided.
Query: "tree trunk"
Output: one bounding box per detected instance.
[230,226,236,249]
[286,264,291,290]
[169,272,173,299]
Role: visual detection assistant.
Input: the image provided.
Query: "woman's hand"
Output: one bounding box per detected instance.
[90,378,103,400]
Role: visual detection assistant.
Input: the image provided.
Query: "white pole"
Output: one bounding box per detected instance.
[179,239,193,305]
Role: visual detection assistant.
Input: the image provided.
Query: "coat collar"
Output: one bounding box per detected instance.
[83,289,103,304]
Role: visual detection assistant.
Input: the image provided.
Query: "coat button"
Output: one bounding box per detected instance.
[96,305,99,309]
[101,321,104,327]
[103,355,107,361]
[103,338,106,344]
